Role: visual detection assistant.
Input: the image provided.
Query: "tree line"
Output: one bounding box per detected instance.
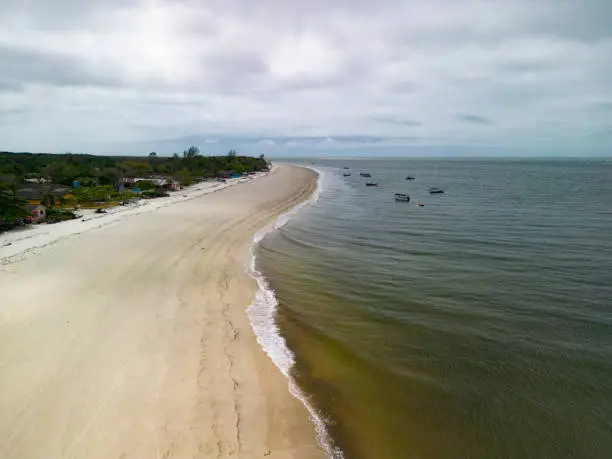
[0,147,268,188]
[0,147,269,230]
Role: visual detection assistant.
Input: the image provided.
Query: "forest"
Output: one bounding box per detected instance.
[0,147,268,187]
[0,147,269,230]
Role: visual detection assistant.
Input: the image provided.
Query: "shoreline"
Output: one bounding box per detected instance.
[0,165,326,458]
[246,165,344,459]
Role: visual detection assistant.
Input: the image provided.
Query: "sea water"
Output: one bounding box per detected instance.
[253,159,612,459]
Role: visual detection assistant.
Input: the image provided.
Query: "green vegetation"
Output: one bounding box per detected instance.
[0,147,268,187]
[135,180,156,191]
[0,148,269,232]
[175,169,193,186]
[0,182,28,230]
[142,189,170,199]
[45,208,78,224]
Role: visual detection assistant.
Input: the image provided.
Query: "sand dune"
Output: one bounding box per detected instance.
[0,165,324,459]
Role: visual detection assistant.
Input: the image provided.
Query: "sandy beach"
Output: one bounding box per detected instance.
[0,165,325,459]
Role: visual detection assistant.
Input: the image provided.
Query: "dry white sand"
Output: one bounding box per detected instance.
[1,172,262,264]
[0,165,325,459]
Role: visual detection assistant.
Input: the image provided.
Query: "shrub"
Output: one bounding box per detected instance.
[142,189,170,199]
[45,209,78,224]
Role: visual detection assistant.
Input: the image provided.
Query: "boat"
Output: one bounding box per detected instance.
[343,166,350,169]
[343,172,351,177]
[429,187,445,194]
[366,182,378,187]
[405,176,415,180]
[394,193,410,202]
[360,172,372,177]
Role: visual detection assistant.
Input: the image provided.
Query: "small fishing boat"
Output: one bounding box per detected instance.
[429,187,445,194]
[405,176,415,180]
[360,172,372,177]
[343,172,351,177]
[343,166,350,169]
[366,182,378,187]
[394,193,410,202]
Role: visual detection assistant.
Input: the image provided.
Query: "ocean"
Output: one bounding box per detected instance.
[251,159,612,459]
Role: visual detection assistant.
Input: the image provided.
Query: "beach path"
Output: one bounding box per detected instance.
[0,165,324,459]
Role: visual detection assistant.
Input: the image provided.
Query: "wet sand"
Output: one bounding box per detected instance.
[0,165,324,459]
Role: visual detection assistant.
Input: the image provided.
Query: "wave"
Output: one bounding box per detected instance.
[245,165,345,459]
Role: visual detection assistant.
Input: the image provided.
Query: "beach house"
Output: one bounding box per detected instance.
[25,204,46,223]
[123,177,181,192]
[18,185,72,206]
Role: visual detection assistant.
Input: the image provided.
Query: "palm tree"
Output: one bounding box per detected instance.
[183,146,200,158]
[148,152,158,168]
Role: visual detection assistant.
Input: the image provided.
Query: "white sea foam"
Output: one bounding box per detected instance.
[246,165,345,459]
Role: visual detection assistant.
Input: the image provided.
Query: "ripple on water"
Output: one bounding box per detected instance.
[258,159,612,459]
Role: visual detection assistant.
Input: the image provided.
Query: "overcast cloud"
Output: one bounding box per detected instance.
[0,0,611,156]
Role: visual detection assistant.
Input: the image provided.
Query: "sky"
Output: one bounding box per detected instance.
[0,0,611,157]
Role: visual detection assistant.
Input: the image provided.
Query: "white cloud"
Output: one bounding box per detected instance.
[0,0,610,155]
